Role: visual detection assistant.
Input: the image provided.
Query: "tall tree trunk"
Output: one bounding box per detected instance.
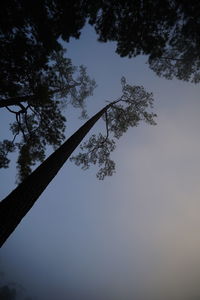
[0,103,111,247]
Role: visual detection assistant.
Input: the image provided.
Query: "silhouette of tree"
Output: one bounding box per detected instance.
[1,0,199,179]
[0,0,88,95]
[0,48,96,181]
[1,0,199,86]
[87,0,200,82]
[0,0,96,180]
[0,78,156,247]
[2,0,198,247]
[0,0,90,110]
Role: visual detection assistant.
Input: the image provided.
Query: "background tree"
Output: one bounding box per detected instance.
[0,0,96,180]
[1,0,200,104]
[0,0,90,108]
[0,49,96,181]
[87,0,200,82]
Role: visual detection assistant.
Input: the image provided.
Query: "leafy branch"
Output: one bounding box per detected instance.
[70,77,156,179]
[0,50,96,182]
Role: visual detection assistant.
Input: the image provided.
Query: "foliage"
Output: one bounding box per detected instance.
[0,50,96,182]
[1,1,200,99]
[0,0,88,99]
[0,78,156,246]
[71,78,156,179]
[87,0,200,82]
[2,0,198,181]
[0,0,96,181]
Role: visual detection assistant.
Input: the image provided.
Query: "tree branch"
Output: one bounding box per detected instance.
[16,113,27,142]
[0,95,35,108]
[5,107,19,114]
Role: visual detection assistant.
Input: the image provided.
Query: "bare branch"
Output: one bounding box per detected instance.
[16,113,26,142]
[24,111,32,136]
[105,111,109,140]
[5,107,19,114]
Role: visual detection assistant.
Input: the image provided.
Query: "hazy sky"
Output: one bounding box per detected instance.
[1,25,200,300]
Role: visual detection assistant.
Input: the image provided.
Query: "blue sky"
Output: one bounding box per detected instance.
[1,25,200,300]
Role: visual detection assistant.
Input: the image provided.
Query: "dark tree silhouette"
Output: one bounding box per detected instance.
[0,0,88,96]
[0,79,156,247]
[1,0,200,87]
[1,0,199,178]
[0,49,96,181]
[2,0,198,247]
[87,0,200,82]
[0,0,96,180]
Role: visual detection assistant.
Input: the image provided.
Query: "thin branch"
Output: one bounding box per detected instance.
[16,113,27,142]
[24,111,32,136]
[5,107,19,114]
[87,110,111,156]
[106,97,122,106]
[11,131,20,145]
[18,103,27,113]
[105,111,109,140]
[28,106,40,117]
[4,131,20,159]
[28,105,52,137]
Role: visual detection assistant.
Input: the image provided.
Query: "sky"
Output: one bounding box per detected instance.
[1,25,200,300]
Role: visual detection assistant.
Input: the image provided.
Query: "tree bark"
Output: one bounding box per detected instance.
[0,103,111,247]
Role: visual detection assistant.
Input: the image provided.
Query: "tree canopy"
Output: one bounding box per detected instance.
[0,49,96,182]
[0,0,95,180]
[1,0,199,87]
[71,78,156,179]
[86,0,200,82]
[1,0,199,180]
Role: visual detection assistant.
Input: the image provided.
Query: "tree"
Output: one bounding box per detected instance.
[0,0,90,108]
[0,78,156,247]
[0,0,96,180]
[87,0,200,82]
[1,0,199,179]
[3,0,198,246]
[0,0,88,92]
[0,49,96,181]
[1,0,199,86]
